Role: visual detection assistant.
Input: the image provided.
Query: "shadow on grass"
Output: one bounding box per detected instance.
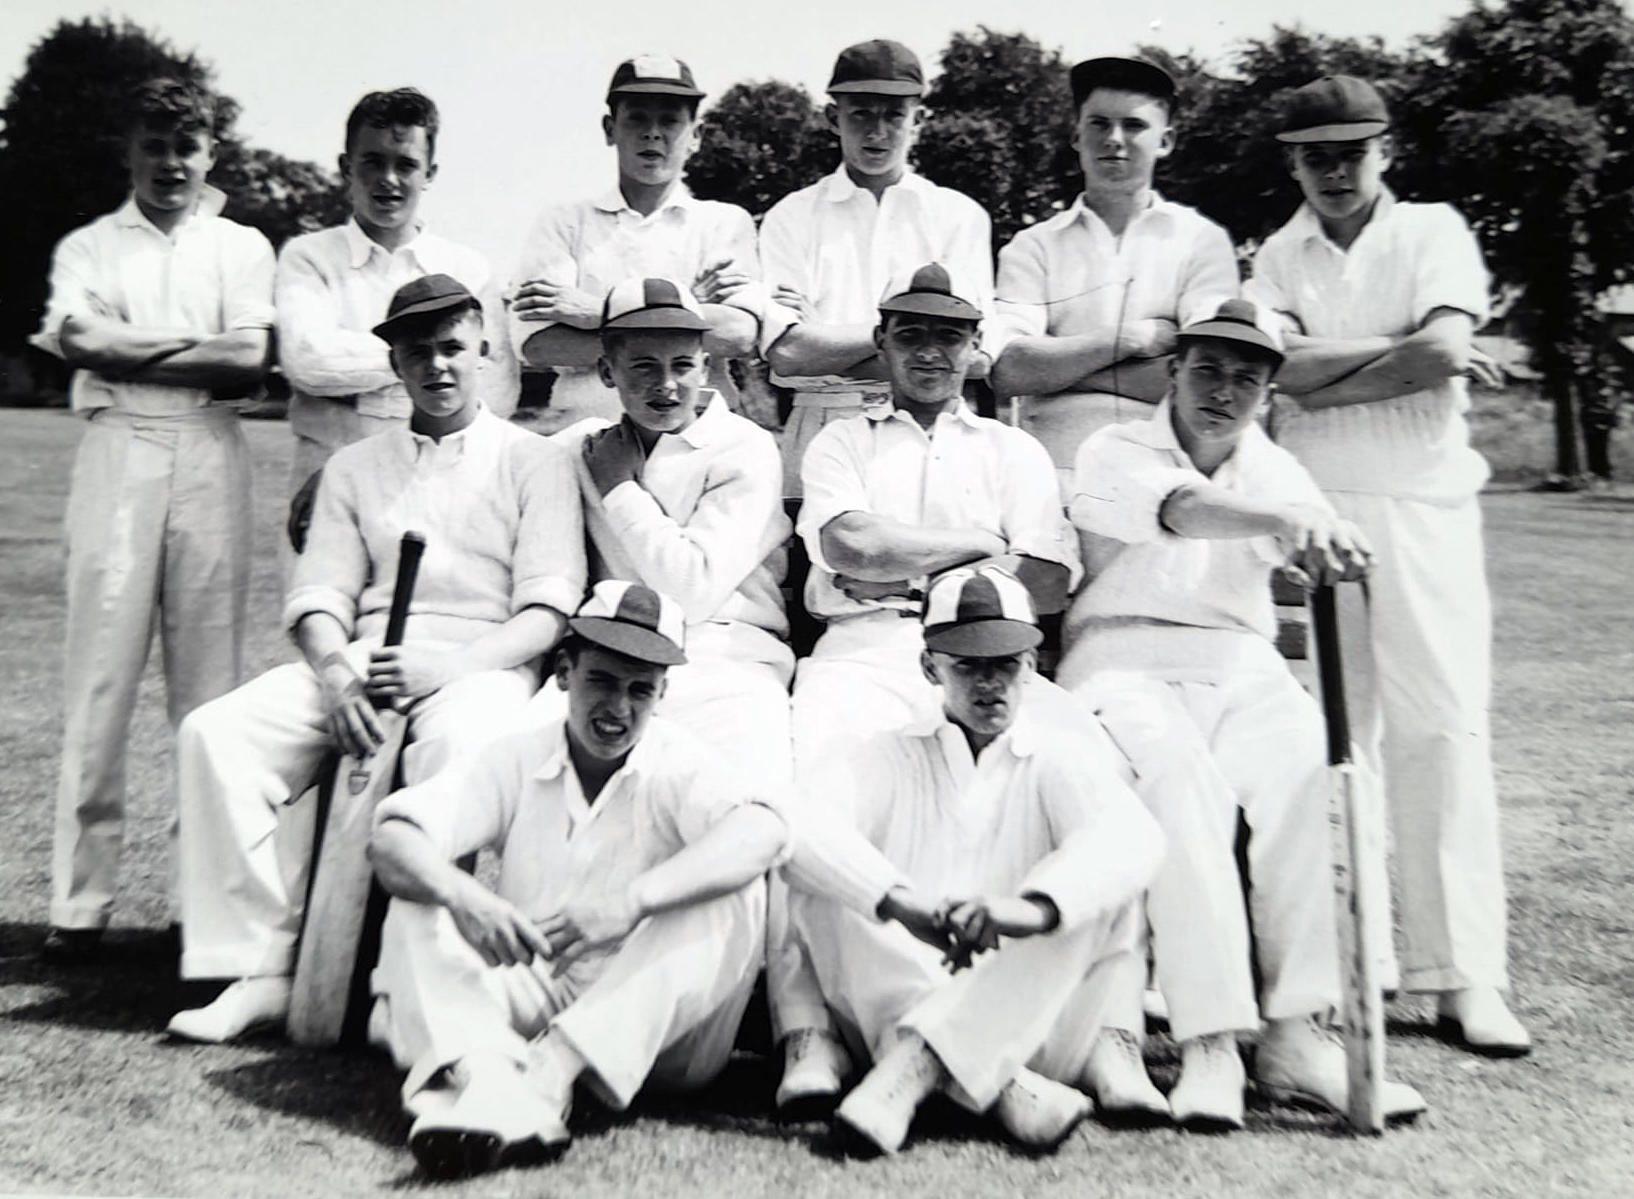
[0,920,207,1033]
[206,1051,405,1150]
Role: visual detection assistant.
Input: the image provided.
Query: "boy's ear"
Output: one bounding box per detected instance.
[596,355,615,389]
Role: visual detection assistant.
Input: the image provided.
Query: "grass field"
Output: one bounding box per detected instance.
[1,405,1631,1198]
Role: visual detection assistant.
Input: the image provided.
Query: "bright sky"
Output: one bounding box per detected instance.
[3,0,1483,268]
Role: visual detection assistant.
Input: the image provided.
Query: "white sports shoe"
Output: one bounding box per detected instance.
[833,1033,947,1156]
[1438,987,1531,1056]
[776,1027,852,1114]
[409,1053,561,1179]
[1081,1028,1170,1124]
[165,976,292,1044]
[1255,1015,1427,1120]
[1168,1033,1246,1131]
[992,1068,1091,1151]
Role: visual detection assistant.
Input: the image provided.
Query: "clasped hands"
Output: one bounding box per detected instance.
[448,880,644,977]
[317,646,458,757]
[878,885,1059,974]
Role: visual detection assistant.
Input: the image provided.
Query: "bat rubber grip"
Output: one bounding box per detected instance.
[382,532,427,648]
[1311,582,1351,767]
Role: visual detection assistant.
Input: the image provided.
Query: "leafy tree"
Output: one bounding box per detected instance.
[0,17,344,355]
[916,27,1079,249]
[1410,0,1634,481]
[686,80,834,216]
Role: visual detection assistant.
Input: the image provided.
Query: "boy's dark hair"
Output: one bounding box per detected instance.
[345,88,440,159]
[598,326,705,359]
[129,77,217,139]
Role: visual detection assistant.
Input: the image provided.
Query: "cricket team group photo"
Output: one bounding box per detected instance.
[2,3,1631,1196]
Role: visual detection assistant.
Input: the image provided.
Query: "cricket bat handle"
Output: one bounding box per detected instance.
[381,531,427,650]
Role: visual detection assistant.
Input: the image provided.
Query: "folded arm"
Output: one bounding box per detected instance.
[60,316,271,389]
[819,511,1006,584]
[1285,309,1489,409]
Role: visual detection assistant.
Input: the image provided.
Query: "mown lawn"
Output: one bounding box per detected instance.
[0,406,1630,1198]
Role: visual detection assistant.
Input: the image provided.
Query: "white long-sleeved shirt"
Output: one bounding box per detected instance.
[797,401,1080,622]
[758,167,994,391]
[551,392,790,665]
[285,405,584,648]
[276,219,516,447]
[1058,401,1328,686]
[782,703,1163,929]
[376,713,787,979]
[508,185,762,417]
[30,187,275,417]
[1244,190,1492,500]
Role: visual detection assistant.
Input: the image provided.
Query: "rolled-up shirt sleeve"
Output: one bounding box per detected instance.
[30,228,103,360]
[283,461,368,635]
[375,738,520,861]
[223,226,277,330]
[989,230,1050,355]
[508,205,580,353]
[1176,222,1242,327]
[1020,751,1164,929]
[510,438,587,617]
[1068,425,1197,545]
[796,422,870,574]
[999,428,1082,581]
[600,433,782,623]
[755,197,811,357]
[779,739,910,917]
[274,239,398,397]
[1413,205,1491,327]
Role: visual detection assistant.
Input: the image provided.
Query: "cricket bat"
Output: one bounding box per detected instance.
[1311,581,1387,1134]
[288,531,427,1048]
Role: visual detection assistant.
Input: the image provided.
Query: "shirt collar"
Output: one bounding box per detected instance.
[868,399,982,431]
[1142,397,1276,475]
[671,390,730,450]
[819,165,928,203]
[115,183,228,232]
[593,182,698,217]
[401,403,494,462]
[908,706,1038,762]
[1291,185,1398,247]
[529,714,660,789]
[1068,189,1169,235]
[343,216,446,269]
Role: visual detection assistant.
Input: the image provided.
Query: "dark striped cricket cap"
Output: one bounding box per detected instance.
[570,580,687,665]
[601,277,710,332]
[921,564,1042,657]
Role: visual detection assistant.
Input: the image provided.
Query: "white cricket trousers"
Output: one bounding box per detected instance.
[1328,490,1510,993]
[53,406,251,930]
[374,880,765,1112]
[174,653,535,979]
[1069,630,1342,1044]
[792,890,1144,1109]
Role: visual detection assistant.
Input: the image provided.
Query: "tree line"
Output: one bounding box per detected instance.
[3,1,1630,478]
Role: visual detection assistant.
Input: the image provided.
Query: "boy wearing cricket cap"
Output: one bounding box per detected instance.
[30,78,275,959]
[1244,75,1529,1054]
[1060,296,1426,1127]
[788,263,1123,1111]
[990,55,1239,494]
[759,38,995,496]
[778,565,1163,1155]
[366,581,789,1179]
[166,275,584,1044]
[510,55,763,430]
[546,277,807,1108]
[278,87,517,499]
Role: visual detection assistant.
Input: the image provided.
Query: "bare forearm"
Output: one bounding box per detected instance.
[1294,325,1472,410]
[1159,482,1292,540]
[822,516,1006,582]
[295,612,354,670]
[132,329,272,389]
[766,323,880,377]
[1077,355,1172,402]
[444,606,567,677]
[1273,334,1396,393]
[520,325,603,371]
[701,305,757,358]
[59,315,200,374]
[991,334,1120,399]
[629,805,786,917]
[371,818,480,905]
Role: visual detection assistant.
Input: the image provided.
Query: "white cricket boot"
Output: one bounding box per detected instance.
[165,976,292,1044]
[1081,1028,1170,1124]
[1168,1032,1246,1130]
[992,1067,1092,1151]
[1255,1014,1427,1120]
[833,1033,946,1156]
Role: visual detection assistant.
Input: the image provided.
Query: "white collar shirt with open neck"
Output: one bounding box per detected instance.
[508,182,761,414]
[1061,400,1328,657]
[990,191,1238,364]
[757,166,994,389]
[551,392,792,665]
[782,704,1161,931]
[31,184,275,417]
[1245,188,1493,500]
[374,713,784,978]
[796,399,1080,622]
[275,217,501,428]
